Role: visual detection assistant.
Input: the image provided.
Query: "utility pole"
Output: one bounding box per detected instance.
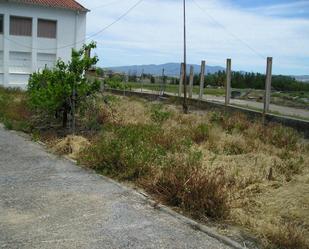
[182,0,188,113]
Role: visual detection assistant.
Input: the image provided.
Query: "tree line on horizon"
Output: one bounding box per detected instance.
[97,67,309,92]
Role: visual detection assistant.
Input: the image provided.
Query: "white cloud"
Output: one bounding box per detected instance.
[78,0,309,75]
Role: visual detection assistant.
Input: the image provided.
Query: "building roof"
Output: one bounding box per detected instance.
[10,0,89,12]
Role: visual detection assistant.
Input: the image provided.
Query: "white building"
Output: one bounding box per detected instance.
[0,0,88,88]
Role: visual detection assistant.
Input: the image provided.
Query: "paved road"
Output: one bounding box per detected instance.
[136,89,309,119]
[0,127,232,249]
[203,95,309,119]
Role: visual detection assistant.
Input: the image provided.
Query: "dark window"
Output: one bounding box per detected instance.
[38,19,57,38]
[0,15,3,34]
[10,16,32,36]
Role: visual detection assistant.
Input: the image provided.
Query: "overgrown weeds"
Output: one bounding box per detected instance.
[80,124,164,180]
[0,86,32,132]
[150,104,172,123]
[145,151,230,219]
[262,222,308,249]
[79,95,308,249]
[1,89,308,249]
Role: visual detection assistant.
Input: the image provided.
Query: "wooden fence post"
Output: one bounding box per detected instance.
[179,63,184,97]
[263,57,273,114]
[189,65,194,99]
[225,59,232,105]
[199,60,205,100]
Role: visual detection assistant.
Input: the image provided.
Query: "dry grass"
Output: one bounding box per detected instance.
[2,88,307,249]
[262,223,308,249]
[52,135,90,159]
[144,154,230,219]
[0,87,32,131]
[79,94,309,249]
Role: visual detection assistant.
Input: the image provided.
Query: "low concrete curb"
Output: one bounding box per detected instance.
[61,154,246,249]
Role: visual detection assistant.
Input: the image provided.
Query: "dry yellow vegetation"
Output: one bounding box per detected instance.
[3,85,307,249]
[80,94,309,249]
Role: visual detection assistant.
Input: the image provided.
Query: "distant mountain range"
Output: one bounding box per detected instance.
[293,75,309,83]
[105,63,309,83]
[106,63,225,77]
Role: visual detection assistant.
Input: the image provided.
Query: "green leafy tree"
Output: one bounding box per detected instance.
[28,42,100,129]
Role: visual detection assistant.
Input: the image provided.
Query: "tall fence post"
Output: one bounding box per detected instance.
[189,65,194,99]
[225,58,232,106]
[160,68,165,96]
[141,69,144,93]
[264,57,273,114]
[199,60,205,100]
[179,63,184,97]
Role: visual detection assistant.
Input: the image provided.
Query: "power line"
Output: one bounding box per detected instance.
[3,0,144,51]
[191,0,265,60]
[86,0,144,40]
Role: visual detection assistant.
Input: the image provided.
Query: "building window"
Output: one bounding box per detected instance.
[10,16,32,36]
[38,19,57,39]
[0,15,3,34]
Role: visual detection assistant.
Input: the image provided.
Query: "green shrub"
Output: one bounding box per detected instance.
[150,104,171,123]
[151,109,171,123]
[105,75,131,90]
[28,42,100,129]
[209,111,224,123]
[191,124,209,144]
[81,124,165,180]
[3,119,13,130]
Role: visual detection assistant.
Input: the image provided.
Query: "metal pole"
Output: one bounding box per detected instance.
[183,0,188,113]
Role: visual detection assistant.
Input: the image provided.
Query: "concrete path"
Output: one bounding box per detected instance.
[0,127,232,249]
[203,95,309,119]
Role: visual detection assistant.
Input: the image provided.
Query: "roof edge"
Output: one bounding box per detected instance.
[6,0,90,13]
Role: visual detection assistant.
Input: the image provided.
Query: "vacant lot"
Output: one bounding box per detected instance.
[1,87,308,249]
[78,94,309,249]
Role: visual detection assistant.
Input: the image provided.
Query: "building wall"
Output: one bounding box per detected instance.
[0,2,87,88]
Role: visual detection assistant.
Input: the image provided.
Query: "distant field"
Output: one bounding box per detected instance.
[130,82,225,96]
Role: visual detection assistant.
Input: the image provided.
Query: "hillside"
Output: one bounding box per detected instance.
[106,63,225,76]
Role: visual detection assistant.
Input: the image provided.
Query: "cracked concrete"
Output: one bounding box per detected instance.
[0,126,233,249]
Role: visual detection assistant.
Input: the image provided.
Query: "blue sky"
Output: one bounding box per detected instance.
[79,0,309,75]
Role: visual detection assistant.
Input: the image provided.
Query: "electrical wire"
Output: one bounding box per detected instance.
[191,0,266,60]
[3,0,145,51]
[86,0,144,40]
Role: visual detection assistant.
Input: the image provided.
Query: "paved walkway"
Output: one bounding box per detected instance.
[0,127,232,249]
